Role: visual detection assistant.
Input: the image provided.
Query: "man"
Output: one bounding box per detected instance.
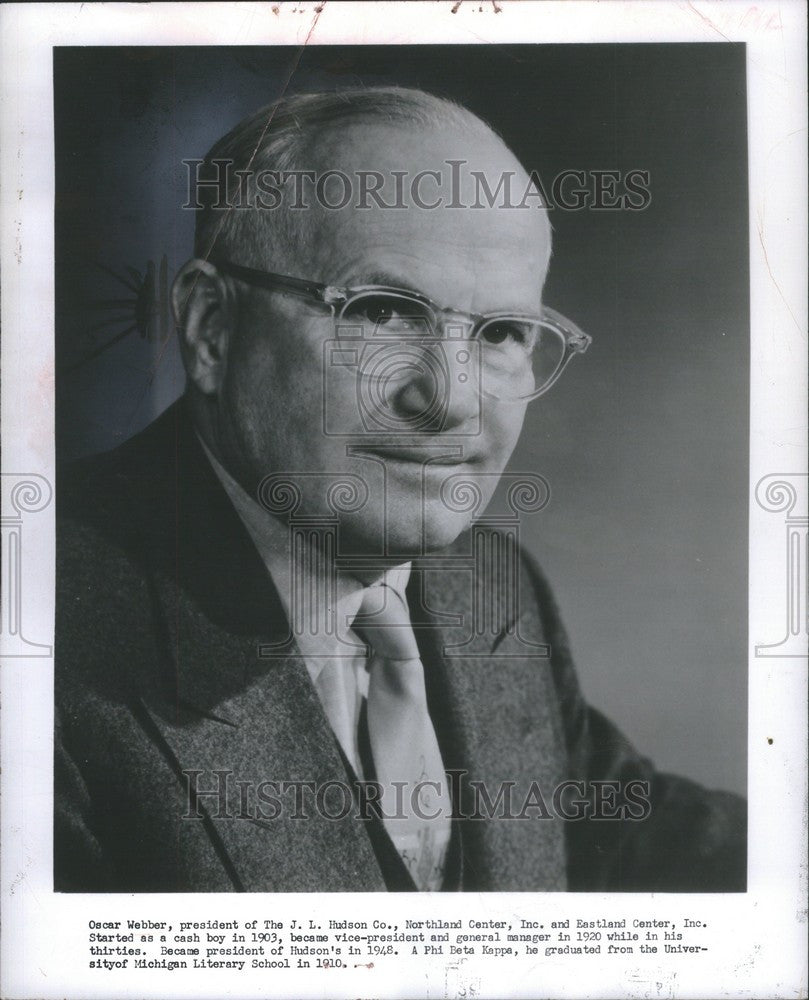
[55,87,745,892]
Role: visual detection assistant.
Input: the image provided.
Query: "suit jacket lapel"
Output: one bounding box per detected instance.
[140,571,388,892]
[411,540,568,892]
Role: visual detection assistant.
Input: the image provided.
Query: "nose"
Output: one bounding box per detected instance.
[393,337,481,432]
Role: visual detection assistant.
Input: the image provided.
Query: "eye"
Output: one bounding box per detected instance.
[481,320,533,348]
[344,293,433,334]
[358,296,402,326]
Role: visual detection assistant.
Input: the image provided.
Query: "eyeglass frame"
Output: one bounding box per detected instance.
[212,258,592,401]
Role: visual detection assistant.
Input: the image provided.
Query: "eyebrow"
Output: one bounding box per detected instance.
[349,270,423,294]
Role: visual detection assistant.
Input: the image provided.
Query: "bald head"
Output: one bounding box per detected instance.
[192,87,551,286]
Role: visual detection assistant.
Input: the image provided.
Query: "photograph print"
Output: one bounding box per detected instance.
[54,42,748,893]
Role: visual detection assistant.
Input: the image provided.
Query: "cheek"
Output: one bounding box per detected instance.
[225,316,339,471]
[484,402,527,461]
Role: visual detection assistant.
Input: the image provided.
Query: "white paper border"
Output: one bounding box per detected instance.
[1,3,806,998]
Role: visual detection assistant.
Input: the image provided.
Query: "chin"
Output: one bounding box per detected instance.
[334,504,470,562]
[385,505,472,558]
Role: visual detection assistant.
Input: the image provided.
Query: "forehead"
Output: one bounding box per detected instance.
[290,121,552,312]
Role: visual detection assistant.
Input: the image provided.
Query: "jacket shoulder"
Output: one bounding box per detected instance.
[55,406,186,702]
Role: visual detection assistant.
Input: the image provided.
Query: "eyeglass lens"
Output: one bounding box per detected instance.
[336,290,567,400]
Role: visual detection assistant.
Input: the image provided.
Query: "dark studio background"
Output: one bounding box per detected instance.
[54,44,749,796]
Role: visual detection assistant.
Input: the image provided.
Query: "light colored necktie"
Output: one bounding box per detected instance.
[355,581,452,891]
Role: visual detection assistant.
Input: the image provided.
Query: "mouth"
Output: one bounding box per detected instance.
[358,445,478,467]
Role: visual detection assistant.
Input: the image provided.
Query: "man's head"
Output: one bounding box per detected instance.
[172,87,553,559]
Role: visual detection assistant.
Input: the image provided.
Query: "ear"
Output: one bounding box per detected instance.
[171,258,238,395]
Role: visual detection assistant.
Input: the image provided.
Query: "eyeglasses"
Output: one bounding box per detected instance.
[214,259,592,401]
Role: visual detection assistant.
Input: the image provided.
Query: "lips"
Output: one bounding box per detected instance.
[360,445,477,467]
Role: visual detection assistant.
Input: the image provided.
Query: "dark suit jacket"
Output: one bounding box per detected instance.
[55,401,746,892]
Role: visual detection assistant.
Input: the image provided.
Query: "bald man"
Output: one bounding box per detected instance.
[55,88,746,893]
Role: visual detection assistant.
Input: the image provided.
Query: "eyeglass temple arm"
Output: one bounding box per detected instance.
[212,259,347,305]
[540,305,592,354]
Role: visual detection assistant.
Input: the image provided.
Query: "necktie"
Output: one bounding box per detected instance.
[354,580,452,891]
